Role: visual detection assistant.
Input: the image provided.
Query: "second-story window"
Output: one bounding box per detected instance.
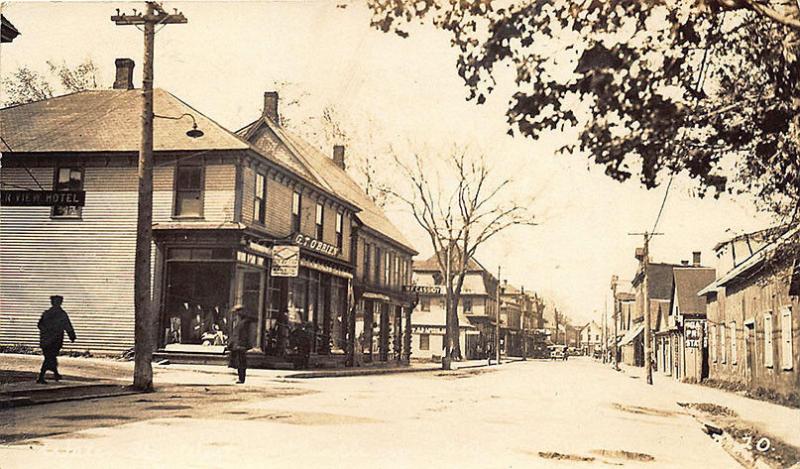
[52,167,83,218]
[315,202,324,239]
[394,254,400,286]
[363,243,371,282]
[254,173,267,223]
[384,251,390,286]
[335,212,343,250]
[292,191,301,232]
[463,298,473,313]
[174,166,203,218]
[375,247,381,286]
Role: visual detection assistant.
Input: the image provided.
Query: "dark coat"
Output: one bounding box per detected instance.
[38,306,76,351]
[229,316,253,352]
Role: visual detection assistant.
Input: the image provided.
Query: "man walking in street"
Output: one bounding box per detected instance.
[37,295,76,384]
[228,305,254,384]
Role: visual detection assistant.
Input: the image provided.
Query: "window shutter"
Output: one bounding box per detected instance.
[730,322,737,365]
[782,307,794,370]
[721,324,726,363]
[711,325,717,363]
[764,313,773,368]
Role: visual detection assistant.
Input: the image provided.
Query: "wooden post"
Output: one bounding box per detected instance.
[643,235,653,385]
[611,275,620,371]
[495,266,501,365]
[112,2,187,392]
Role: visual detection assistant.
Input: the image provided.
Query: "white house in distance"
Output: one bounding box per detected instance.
[580,321,603,356]
[410,250,500,361]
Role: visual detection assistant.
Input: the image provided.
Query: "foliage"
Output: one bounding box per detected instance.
[367,1,800,215]
[2,59,102,107]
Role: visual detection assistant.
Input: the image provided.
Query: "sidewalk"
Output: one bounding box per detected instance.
[0,370,138,409]
[616,363,800,450]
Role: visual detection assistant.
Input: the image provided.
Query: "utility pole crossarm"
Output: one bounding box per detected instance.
[112,8,187,26]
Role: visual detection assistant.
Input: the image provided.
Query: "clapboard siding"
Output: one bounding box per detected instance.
[0,161,237,353]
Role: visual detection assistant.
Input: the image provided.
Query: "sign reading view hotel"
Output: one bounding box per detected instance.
[1,190,86,207]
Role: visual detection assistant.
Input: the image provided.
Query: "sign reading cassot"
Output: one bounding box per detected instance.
[1,190,86,207]
[403,285,443,294]
[294,233,339,257]
[271,245,300,277]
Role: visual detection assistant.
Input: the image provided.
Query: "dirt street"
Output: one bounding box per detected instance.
[0,358,743,468]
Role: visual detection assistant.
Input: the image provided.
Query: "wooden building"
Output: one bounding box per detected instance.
[410,252,499,360]
[0,60,417,368]
[701,229,799,399]
[237,92,418,366]
[654,266,715,382]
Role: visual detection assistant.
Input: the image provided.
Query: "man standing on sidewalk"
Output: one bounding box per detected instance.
[228,305,254,384]
[37,295,76,384]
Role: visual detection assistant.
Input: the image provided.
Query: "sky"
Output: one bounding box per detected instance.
[0,1,774,325]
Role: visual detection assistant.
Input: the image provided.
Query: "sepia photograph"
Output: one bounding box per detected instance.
[0,1,799,467]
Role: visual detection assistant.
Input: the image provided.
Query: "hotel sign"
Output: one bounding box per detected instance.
[294,233,339,257]
[1,190,86,207]
[271,245,300,277]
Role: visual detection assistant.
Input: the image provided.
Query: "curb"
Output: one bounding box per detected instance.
[0,384,140,409]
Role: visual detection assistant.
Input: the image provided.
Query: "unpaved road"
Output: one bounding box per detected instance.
[0,358,739,468]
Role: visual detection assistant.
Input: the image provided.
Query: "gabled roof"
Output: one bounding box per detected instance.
[632,263,677,300]
[1,89,250,153]
[671,267,715,315]
[699,226,800,296]
[1,15,20,43]
[238,116,417,254]
[413,250,487,273]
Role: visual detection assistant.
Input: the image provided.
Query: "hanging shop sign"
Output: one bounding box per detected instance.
[271,245,300,277]
[403,285,443,295]
[684,319,702,348]
[1,190,85,207]
[294,233,339,257]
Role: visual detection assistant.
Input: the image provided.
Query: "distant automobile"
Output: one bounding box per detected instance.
[549,345,567,361]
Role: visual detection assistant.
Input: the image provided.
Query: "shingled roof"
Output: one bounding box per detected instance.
[672,267,716,315]
[238,115,417,254]
[413,249,487,273]
[0,89,249,153]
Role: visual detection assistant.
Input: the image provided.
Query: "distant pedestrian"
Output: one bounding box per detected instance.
[37,295,76,384]
[228,305,254,384]
[295,322,313,369]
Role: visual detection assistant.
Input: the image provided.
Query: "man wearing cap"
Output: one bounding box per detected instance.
[37,295,76,384]
[228,304,254,384]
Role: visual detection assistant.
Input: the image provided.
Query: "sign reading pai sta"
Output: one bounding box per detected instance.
[1,190,86,207]
[293,233,339,257]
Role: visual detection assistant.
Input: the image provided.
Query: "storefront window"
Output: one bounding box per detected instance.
[288,274,307,324]
[163,261,231,347]
[330,278,346,351]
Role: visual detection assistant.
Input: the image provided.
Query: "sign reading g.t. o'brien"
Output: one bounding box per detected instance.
[294,233,339,257]
[1,190,86,207]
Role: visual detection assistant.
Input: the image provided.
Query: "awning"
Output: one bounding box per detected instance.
[300,258,353,279]
[618,325,644,346]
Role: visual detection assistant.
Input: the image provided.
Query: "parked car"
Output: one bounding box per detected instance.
[549,345,567,361]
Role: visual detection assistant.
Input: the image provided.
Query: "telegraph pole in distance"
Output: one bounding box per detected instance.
[611,275,620,371]
[628,231,662,386]
[495,265,501,365]
[112,2,187,391]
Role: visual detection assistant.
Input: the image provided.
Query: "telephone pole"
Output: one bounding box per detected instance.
[443,241,451,370]
[602,298,607,363]
[629,231,662,386]
[611,274,620,371]
[112,2,187,391]
[495,265,501,365]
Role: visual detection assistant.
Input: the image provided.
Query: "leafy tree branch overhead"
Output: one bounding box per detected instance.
[367,1,800,214]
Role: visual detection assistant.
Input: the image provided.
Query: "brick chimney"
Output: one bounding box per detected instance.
[692,251,702,267]
[333,145,345,169]
[113,58,135,90]
[263,91,279,124]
